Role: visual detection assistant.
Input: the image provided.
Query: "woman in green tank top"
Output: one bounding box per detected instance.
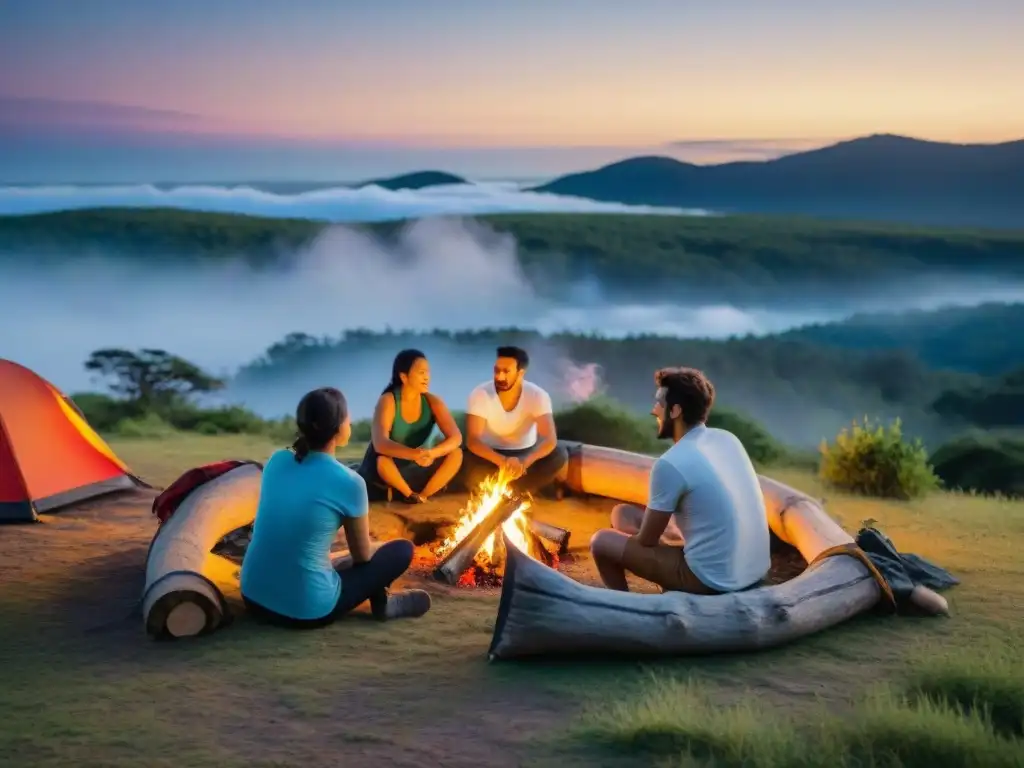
[357,349,464,503]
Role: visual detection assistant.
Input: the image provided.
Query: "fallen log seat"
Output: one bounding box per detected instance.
[142,463,263,639]
[488,442,887,660]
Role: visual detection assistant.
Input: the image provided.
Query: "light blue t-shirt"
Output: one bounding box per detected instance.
[648,424,771,592]
[240,449,368,620]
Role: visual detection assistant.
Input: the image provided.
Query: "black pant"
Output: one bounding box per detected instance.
[458,442,568,497]
[243,539,414,629]
[356,442,445,502]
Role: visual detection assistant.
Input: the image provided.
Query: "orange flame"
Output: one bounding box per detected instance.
[435,467,534,570]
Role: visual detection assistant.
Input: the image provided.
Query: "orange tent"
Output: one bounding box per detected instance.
[0,359,147,523]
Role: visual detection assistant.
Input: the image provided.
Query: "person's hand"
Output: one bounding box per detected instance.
[414,448,434,467]
[503,456,525,480]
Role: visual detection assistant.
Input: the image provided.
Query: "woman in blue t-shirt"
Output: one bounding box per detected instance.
[241,387,430,626]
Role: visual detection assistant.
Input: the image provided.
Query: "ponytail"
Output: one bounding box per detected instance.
[292,387,347,462]
[293,434,310,462]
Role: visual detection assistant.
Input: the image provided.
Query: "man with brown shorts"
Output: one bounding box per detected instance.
[589,367,771,595]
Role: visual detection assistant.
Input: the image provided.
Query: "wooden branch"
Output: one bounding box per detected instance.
[491,530,508,573]
[527,519,571,554]
[433,495,524,585]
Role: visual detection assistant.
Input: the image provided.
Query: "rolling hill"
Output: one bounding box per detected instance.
[355,170,468,190]
[533,134,1024,229]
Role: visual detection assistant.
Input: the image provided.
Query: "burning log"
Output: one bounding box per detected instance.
[528,519,571,554]
[433,494,526,585]
[490,530,507,573]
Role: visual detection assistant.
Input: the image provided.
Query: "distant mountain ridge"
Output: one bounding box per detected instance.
[532,134,1024,229]
[355,170,468,190]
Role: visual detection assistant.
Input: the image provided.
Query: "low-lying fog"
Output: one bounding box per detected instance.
[3,218,1022,446]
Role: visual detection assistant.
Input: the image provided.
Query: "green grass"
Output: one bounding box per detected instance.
[574,662,1024,767]
[1,433,1022,767]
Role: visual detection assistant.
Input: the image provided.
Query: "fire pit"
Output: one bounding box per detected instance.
[211,468,571,589]
[429,469,569,587]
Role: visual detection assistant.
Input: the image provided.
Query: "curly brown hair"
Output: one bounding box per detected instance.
[654,367,715,426]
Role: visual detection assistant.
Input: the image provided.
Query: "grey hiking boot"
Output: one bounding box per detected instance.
[382,589,431,620]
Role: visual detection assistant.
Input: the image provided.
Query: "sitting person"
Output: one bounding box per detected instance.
[241,386,430,626]
[460,345,568,496]
[589,367,770,595]
[357,349,463,503]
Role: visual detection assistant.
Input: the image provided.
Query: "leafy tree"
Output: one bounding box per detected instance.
[84,348,224,407]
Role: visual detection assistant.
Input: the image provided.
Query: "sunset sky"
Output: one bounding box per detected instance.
[2,0,1021,181]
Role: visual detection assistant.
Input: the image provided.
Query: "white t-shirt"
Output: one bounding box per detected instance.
[466,380,553,451]
[647,424,771,592]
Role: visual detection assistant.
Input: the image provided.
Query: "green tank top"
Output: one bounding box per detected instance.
[388,388,436,449]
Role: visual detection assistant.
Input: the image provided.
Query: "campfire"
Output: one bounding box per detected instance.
[431,469,569,587]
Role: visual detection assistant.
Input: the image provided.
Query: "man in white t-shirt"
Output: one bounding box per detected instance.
[589,367,771,594]
[460,345,568,496]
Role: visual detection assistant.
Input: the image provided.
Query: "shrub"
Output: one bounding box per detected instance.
[158,400,267,434]
[553,397,787,464]
[819,417,940,499]
[707,407,786,465]
[553,397,661,453]
[930,433,1024,498]
[72,390,301,443]
[68,392,138,432]
[350,418,373,443]
[109,412,178,439]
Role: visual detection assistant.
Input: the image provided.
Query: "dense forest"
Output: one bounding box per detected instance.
[778,302,1024,376]
[3,208,1023,302]
[232,302,1024,449]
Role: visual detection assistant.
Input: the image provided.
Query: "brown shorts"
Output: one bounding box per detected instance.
[621,536,721,595]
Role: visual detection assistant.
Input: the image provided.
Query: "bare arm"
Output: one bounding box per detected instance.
[636,508,672,546]
[342,513,373,564]
[426,393,462,457]
[371,395,423,460]
[522,412,557,468]
[465,413,505,466]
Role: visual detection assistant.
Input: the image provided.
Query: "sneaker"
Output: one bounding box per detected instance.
[382,589,432,620]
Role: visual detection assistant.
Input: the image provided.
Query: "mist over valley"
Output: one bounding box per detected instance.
[3,212,1022,450]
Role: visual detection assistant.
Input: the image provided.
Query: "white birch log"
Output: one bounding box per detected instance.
[489,444,883,659]
[142,463,263,639]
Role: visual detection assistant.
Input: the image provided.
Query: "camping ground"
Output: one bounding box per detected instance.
[1,433,1023,767]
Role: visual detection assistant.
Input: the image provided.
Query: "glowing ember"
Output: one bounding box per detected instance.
[433,468,559,587]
